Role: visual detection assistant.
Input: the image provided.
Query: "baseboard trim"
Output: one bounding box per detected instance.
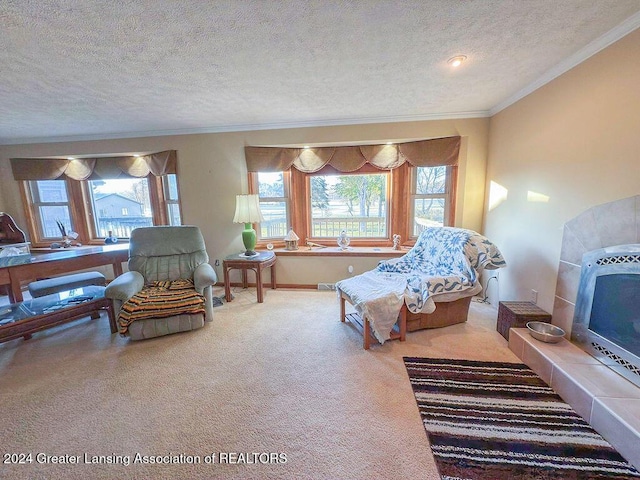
[214,282,319,290]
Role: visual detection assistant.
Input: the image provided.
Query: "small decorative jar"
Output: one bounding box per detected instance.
[337,230,350,250]
[104,231,118,244]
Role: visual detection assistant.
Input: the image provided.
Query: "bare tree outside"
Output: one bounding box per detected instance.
[414,166,448,234]
[257,168,450,241]
[311,173,387,238]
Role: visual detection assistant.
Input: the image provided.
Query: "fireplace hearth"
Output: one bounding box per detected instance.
[524,195,640,469]
[572,245,640,387]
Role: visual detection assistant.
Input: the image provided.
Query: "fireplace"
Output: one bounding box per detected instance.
[572,244,640,388]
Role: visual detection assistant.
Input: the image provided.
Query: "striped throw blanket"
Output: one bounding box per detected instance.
[118,279,205,334]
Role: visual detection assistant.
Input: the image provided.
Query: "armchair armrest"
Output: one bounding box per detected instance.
[378,257,403,268]
[105,271,145,301]
[194,263,217,293]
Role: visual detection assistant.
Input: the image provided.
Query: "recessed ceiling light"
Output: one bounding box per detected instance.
[67,157,75,160]
[447,55,467,67]
[386,142,393,145]
[303,145,310,149]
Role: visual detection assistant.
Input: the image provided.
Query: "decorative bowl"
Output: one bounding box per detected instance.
[526,321,565,343]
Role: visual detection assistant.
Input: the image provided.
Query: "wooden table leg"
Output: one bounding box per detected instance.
[9,276,22,303]
[106,302,117,334]
[112,261,123,278]
[340,294,346,322]
[256,266,264,303]
[363,316,371,350]
[271,263,276,289]
[399,305,407,342]
[241,269,248,289]
[224,265,232,302]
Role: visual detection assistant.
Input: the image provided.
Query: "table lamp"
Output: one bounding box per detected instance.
[233,194,264,257]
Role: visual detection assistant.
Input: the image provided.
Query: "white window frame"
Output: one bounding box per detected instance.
[307,170,390,240]
[409,165,453,238]
[26,179,74,240]
[252,171,290,241]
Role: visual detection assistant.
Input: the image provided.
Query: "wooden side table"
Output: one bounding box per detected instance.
[223,251,276,303]
[497,301,551,340]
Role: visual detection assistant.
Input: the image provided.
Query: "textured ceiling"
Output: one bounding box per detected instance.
[1,0,640,144]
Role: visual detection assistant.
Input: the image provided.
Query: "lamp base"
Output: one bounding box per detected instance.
[241,223,258,257]
[240,251,259,258]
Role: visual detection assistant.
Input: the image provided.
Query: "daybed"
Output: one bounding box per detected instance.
[336,226,506,349]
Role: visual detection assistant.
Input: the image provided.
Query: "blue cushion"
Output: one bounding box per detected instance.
[28,271,106,298]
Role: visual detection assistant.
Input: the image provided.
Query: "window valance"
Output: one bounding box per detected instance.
[10,150,177,181]
[244,136,460,173]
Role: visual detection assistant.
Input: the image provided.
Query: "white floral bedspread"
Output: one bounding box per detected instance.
[336,227,506,343]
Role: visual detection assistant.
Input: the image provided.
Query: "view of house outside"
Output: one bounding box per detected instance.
[33,179,154,238]
[88,179,153,237]
[257,166,447,240]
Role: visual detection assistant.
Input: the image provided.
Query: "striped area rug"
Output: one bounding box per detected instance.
[404,357,640,480]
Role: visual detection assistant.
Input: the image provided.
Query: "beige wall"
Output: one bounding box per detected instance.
[484,28,640,313]
[4,28,638,296]
[0,118,489,285]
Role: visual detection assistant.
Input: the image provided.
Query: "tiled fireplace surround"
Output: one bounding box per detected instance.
[508,195,640,469]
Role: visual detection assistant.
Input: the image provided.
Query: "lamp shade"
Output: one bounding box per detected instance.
[233,194,264,223]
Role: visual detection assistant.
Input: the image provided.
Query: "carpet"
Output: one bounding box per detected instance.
[404,357,640,480]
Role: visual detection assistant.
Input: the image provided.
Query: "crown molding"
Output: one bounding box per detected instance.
[490,12,640,116]
[0,110,490,146]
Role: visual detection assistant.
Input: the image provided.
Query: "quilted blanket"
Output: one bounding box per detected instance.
[118,278,205,335]
[336,227,506,343]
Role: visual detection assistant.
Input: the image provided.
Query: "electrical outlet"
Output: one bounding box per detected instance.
[530,289,538,304]
[214,259,220,266]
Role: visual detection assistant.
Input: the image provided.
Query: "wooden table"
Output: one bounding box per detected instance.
[0,286,116,344]
[0,244,128,303]
[223,251,276,303]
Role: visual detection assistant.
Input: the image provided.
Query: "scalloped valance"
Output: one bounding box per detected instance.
[244,136,460,173]
[10,150,177,181]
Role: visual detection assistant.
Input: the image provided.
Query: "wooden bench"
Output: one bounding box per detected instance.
[28,271,106,298]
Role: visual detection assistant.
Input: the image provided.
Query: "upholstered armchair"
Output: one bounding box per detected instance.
[105,226,217,340]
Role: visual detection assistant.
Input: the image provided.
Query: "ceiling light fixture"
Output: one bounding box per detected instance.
[447,55,467,67]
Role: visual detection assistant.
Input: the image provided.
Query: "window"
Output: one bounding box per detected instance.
[254,172,289,240]
[251,163,455,248]
[87,178,153,238]
[411,166,453,237]
[21,174,180,247]
[163,174,182,226]
[309,172,388,238]
[26,180,73,239]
